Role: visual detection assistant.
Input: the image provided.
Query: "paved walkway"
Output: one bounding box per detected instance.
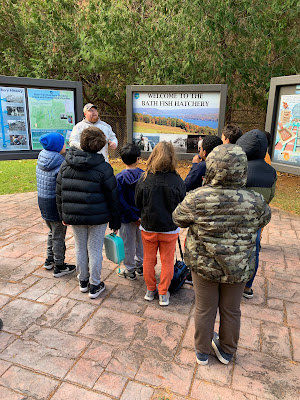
[0,192,299,400]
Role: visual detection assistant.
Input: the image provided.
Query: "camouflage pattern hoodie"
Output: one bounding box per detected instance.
[172,144,271,283]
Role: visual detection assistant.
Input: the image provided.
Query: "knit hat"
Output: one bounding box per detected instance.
[39,133,65,152]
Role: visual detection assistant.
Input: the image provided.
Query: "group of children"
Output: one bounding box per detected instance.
[36,121,276,365]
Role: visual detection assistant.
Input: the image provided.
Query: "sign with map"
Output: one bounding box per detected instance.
[28,88,75,149]
[132,91,221,153]
[0,86,30,151]
[273,94,300,167]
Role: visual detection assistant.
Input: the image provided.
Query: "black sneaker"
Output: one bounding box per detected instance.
[0,319,3,330]
[89,282,105,299]
[44,258,55,270]
[243,288,254,299]
[79,279,89,293]
[135,266,143,276]
[53,263,76,278]
[195,351,208,366]
[212,332,233,364]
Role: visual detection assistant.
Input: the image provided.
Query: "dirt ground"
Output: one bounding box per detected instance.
[110,158,300,215]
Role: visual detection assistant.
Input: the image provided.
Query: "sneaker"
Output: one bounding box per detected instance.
[89,282,105,299]
[195,352,208,366]
[185,270,193,285]
[44,258,55,270]
[135,266,143,276]
[243,288,254,299]
[79,279,89,293]
[212,332,233,364]
[144,289,158,301]
[53,263,76,278]
[116,267,136,280]
[159,291,170,306]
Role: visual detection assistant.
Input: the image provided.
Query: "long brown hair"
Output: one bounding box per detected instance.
[143,141,177,180]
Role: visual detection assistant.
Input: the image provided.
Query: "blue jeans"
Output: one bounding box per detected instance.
[245,228,261,289]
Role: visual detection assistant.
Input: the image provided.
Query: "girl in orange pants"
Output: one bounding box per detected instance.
[135,142,186,306]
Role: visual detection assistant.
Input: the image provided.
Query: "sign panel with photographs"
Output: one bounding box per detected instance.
[273,94,300,167]
[127,85,227,158]
[0,86,29,151]
[28,88,75,150]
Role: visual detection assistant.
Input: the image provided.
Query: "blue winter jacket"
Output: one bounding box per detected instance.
[116,168,144,223]
[184,161,206,192]
[36,149,64,221]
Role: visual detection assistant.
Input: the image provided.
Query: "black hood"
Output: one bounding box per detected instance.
[65,146,105,171]
[236,129,268,160]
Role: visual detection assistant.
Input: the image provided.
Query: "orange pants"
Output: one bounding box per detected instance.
[141,231,179,295]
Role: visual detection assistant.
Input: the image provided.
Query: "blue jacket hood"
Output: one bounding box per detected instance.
[37,149,65,172]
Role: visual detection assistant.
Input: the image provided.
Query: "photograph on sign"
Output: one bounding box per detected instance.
[27,88,75,150]
[273,94,300,167]
[132,91,220,153]
[0,86,29,151]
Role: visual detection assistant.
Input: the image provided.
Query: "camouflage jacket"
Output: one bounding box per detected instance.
[172,144,271,283]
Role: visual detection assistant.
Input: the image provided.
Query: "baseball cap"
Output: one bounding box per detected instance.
[83,103,97,113]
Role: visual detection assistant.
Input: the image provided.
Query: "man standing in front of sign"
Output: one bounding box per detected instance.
[69,103,118,162]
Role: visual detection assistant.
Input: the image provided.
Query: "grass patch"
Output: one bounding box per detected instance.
[270,174,300,215]
[0,158,123,195]
[0,159,38,194]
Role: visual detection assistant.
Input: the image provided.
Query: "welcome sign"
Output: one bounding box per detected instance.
[126,85,227,158]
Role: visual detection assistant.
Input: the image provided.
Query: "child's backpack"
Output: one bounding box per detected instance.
[104,233,125,265]
[169,237,190,293]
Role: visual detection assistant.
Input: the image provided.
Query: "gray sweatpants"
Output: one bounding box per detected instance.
[46,220,67,266]
[72,224,107,286]
[192,272,245,355]
[119,222,143,271]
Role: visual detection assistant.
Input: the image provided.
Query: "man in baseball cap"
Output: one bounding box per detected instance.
[69,103,118,162]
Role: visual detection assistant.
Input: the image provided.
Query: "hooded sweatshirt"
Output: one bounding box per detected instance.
[56,147,121,229]
[36,149,65,221]
[172,144,271,283]
[69,118,118,162]
[236,129,277,203]
[116,168,144,223]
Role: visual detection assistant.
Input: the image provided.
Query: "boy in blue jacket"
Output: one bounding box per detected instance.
[36,133,76,278]
[116,144,144,280]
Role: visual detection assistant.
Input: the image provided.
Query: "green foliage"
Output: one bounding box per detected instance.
[0,0,298,115]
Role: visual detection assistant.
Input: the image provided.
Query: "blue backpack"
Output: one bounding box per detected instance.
[169,237,191,293]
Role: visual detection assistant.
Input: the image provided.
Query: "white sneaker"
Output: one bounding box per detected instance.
[159,291,170,306]
[144,289,158,301]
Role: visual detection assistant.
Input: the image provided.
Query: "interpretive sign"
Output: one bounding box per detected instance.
[28,88,75,150]
[126,84,227,158]
[265,75,300,175]
[0,75,83,160]
[0,87,29,151]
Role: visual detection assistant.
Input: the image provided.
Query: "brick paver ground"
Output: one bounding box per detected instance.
[0,192,299,400]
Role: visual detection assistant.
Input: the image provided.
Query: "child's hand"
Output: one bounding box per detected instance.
[134,218,141,226]
[62,221,69,226]
[192,154,202,163]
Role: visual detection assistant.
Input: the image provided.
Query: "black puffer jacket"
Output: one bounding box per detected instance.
[236,130,277,204]
[135,171,186,232]
[56,147,121,229]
